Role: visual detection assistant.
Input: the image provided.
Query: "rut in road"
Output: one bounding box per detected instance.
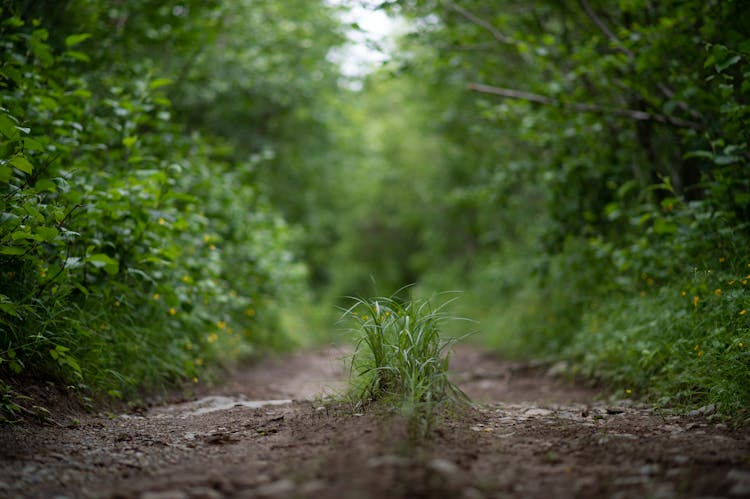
[1,344,749,498]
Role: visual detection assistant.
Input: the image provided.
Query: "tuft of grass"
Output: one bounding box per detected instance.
[340,291,469,435]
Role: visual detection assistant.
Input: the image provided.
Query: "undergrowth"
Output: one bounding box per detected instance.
[340,291,469,438]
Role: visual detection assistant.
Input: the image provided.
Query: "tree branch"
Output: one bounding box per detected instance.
[467,82,703,130]
[446,2,517,46]
[578,0,634,58]
[578,0,704,122]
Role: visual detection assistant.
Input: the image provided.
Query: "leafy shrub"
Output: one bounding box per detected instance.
[0,8,307,409]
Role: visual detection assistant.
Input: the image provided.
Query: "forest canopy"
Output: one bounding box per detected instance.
[1,0,748,419]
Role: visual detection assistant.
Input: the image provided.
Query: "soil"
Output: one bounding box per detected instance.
[1,344,749,499]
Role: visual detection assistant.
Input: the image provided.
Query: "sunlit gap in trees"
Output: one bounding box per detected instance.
[326,0,400,89]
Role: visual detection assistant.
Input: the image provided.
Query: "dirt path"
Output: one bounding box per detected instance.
[1,344,749,498]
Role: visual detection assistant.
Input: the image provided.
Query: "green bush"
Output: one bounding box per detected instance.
[0,9,307,405]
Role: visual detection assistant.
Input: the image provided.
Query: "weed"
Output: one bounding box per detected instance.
[341,290,470,437]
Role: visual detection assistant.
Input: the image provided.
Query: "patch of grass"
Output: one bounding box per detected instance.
[341,291,469,437]
[566,267,750,421]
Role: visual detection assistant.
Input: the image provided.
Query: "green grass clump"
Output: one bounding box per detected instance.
[341,292,468,430]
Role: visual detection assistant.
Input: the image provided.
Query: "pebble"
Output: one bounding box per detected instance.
[254,478,295,497]
[187,487,222,499]
[367,455,410,467]
[727,468,750,496]
[429,458,459,475]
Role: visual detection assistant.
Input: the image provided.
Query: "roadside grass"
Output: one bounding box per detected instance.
[340,291,470,438]
[567,268,750,422]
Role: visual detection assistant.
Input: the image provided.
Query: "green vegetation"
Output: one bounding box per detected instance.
[342,292,468,437]
[2,0,749,422]
[361,0,750,420]
[343,293,466,403]
[0,0,339,416]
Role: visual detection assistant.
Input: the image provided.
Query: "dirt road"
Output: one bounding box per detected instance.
[1,344,749,498]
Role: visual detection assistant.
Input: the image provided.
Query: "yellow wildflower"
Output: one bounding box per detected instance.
[740,310,747,316]
[153,293,160,300]
[739,342,744,348]
[715,288,722,296]
[209,244,216,251]
[158,217,166,225]
[719,257,726,263]
[192,377,198,383]
[182,275,190,283]
[692,296,700,307]
[246,308,255,317]
[694,344,700,351]
[625,388,632,395]
[169,307,176,316]
[203,235,210,242]
[697,350,704,357]
[217,321,227,329]
[207,333,219,343]
[681,291,687,297]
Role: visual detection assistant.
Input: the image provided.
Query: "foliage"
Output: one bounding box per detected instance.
[341,292,467,434]
[0,0,338,412]
[332,0,750,417]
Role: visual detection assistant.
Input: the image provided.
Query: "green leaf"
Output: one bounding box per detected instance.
[22,137,44,150]
[0,247,25,255]
[9,155,33,174]
[3,16,24,28]
[36,226,59,242]
[0,114,19,139]
[122,136,138,148]
[11,231,34,241]
[64,50,90,63]
[149,78,173,90]
[716,54,741,73]
[0,302,18,317]
[34,179,56,192]
[0,166,11,183]
[653,218,677,235]
[64,33,92,48]
[86,253,119,275]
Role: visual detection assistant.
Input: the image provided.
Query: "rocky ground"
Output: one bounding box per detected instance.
[1,344,749,498]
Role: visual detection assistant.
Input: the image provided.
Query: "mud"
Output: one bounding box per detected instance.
[1,344,748,498]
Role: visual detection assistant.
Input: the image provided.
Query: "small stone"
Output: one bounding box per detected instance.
[546,361,568,377]
[730,482,750,496]
[187,487,222,499]
[727,469,750,483]
[524,408,553,417]
[461,487,484,499]
[367,455,410,467]
[672,455,690,465]
[727,469,750,497]
[255,479,295,497]
[639,463,661,475]
[297,480,325,495]
[429,458,459,475]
